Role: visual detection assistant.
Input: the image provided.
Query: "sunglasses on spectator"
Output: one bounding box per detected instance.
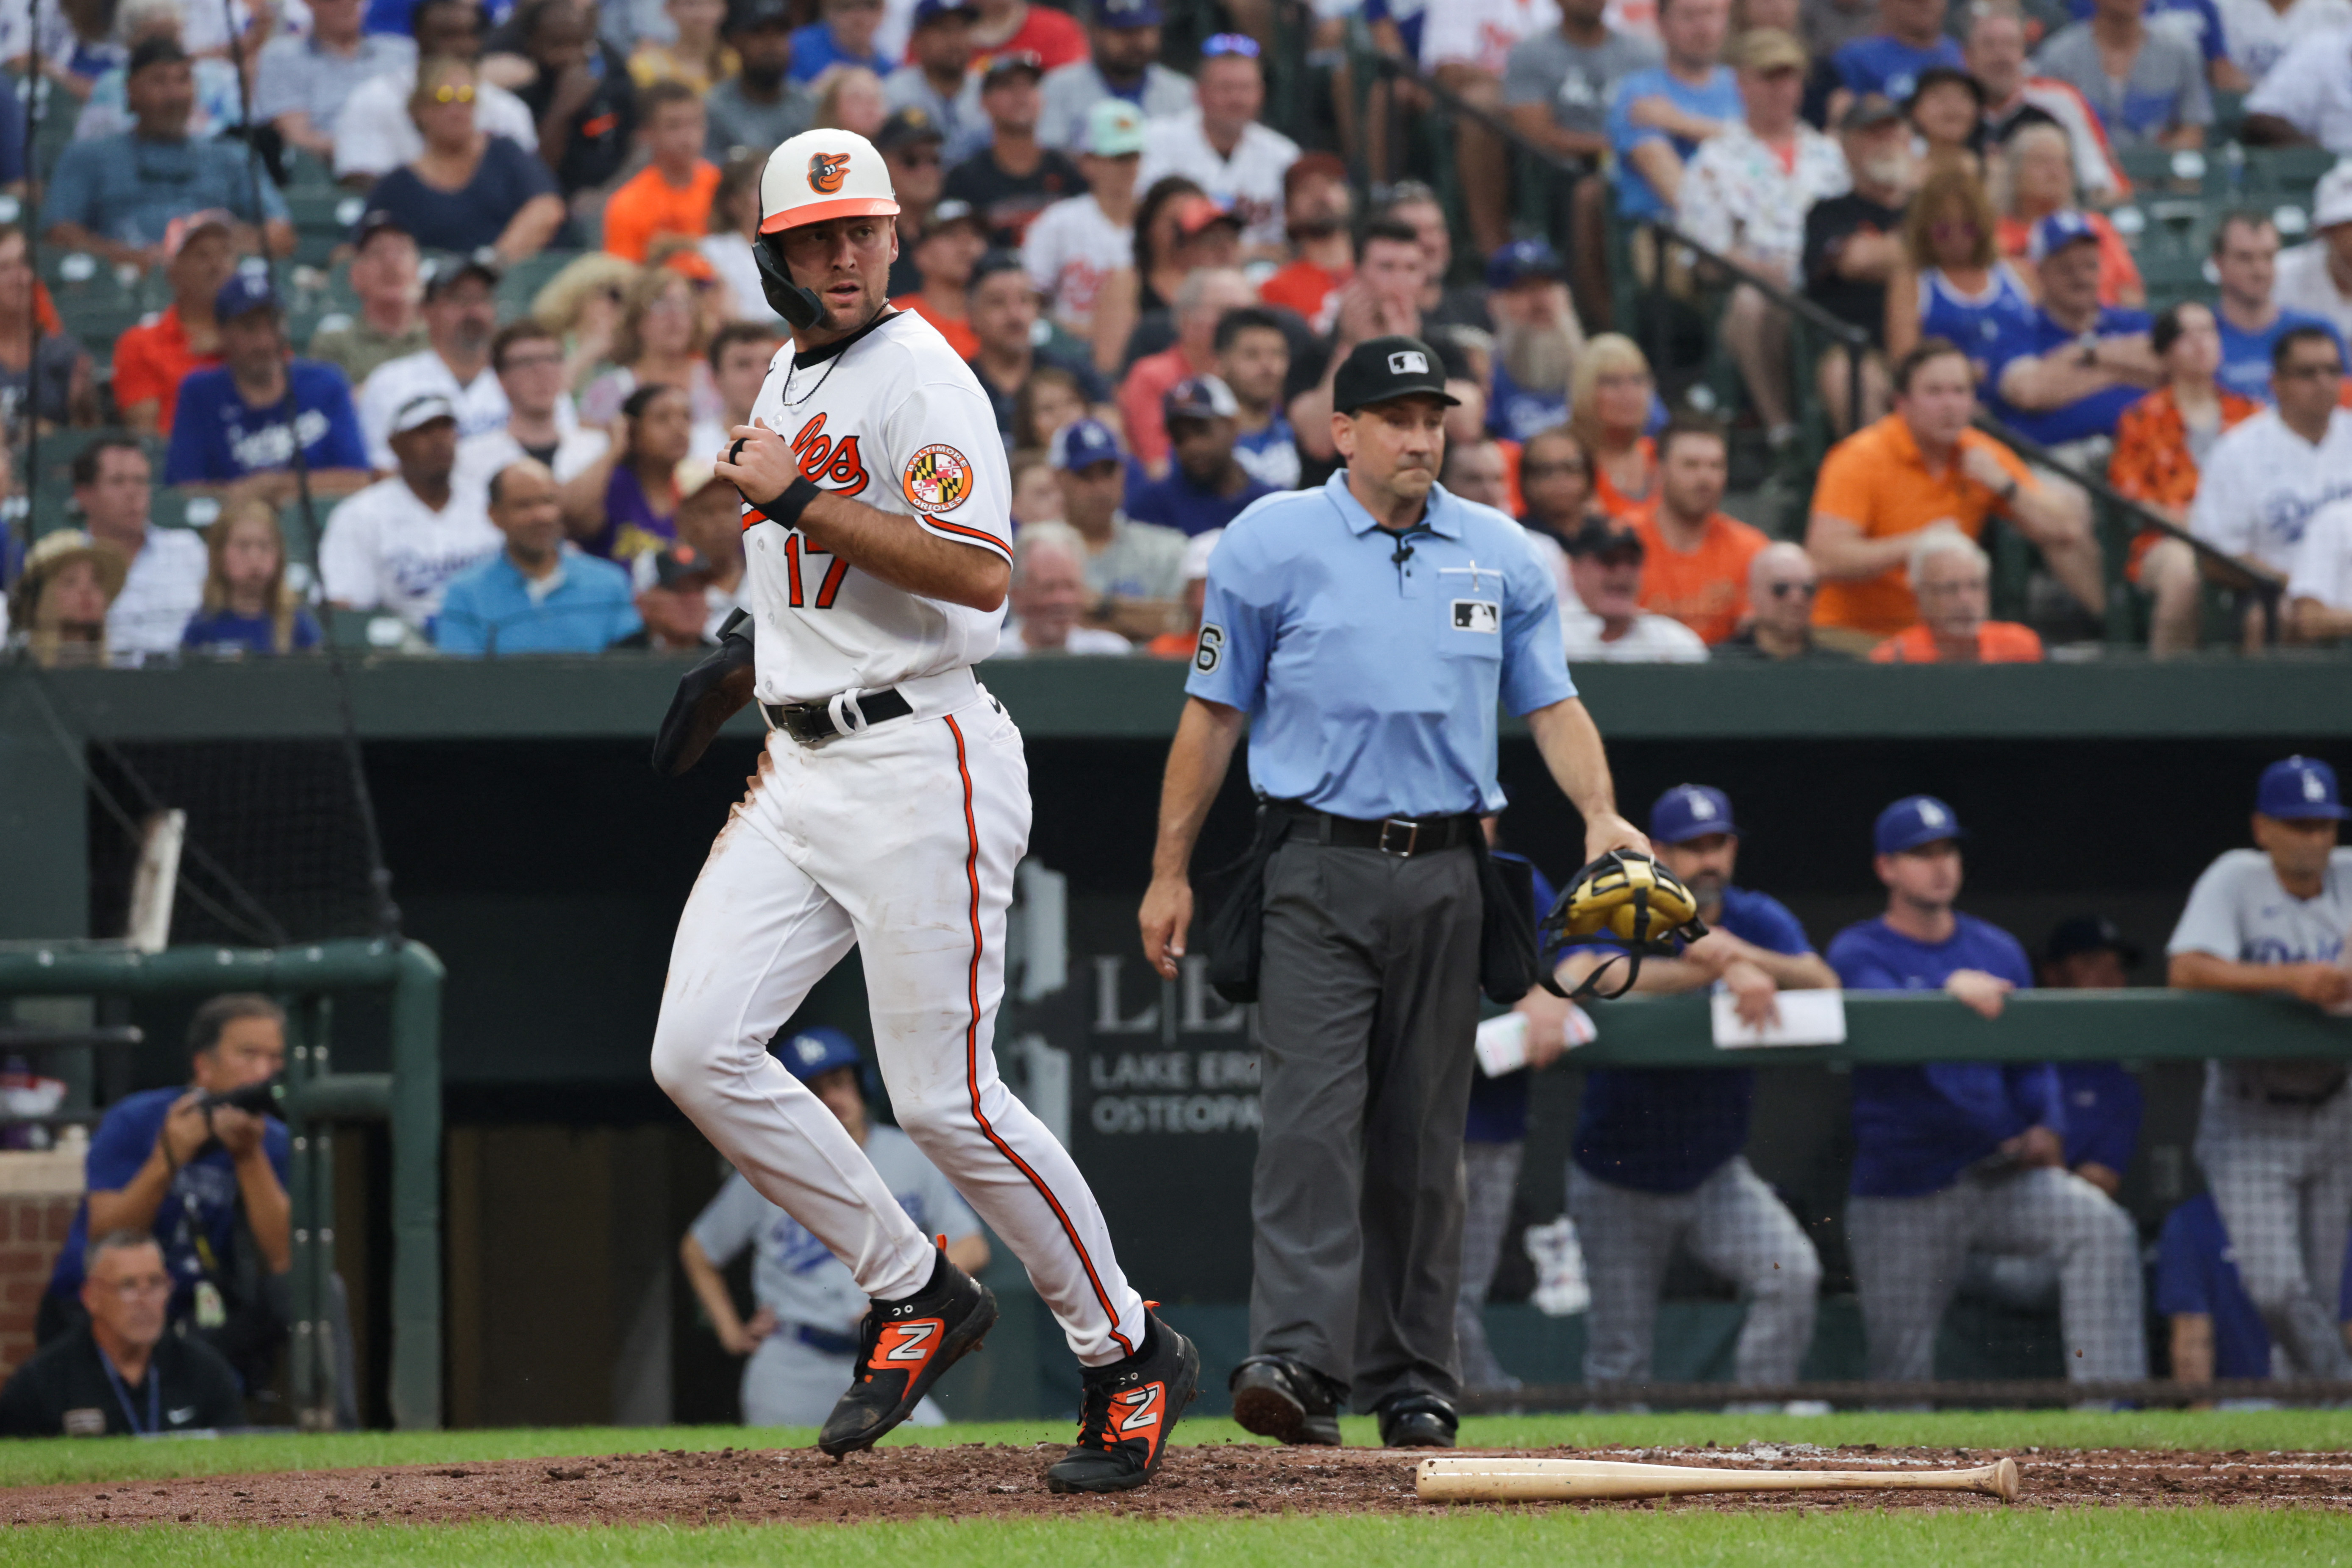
[1765,580,1817,598]
[1202,32,1260,57]
[428,83,477,103]
[93,1275,174,1302]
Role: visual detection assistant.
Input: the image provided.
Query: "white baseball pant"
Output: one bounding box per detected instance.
[651,679,1146,1366]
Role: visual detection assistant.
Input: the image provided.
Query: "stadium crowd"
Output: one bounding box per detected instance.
[0,0,2346,664]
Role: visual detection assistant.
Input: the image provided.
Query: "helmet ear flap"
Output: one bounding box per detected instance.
[754,232,827,330]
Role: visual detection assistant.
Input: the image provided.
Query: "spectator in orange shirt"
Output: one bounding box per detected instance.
[1869,528,2045,662]
[1571,334,1660,520]
[1257,152,1352,335]
[2107,300,2259,659]
[1630,415,1770,645]
[113,209,237,436]
[1119,265,1255,477]
[603,82,723,264]
[1806,336,2091,643]
[889,198,990,360]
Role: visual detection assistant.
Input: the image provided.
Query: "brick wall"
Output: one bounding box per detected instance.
[0,1152,85,1383]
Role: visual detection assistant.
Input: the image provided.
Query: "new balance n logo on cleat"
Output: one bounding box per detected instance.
[1045,1309,1200,1494]
[818,1242,997,1458]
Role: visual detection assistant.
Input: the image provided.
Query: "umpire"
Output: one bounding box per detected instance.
[1137,336,1647,1448]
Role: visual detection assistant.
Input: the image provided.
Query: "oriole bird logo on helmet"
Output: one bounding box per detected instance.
[808,151,853,194]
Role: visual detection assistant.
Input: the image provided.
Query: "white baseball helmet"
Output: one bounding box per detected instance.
[759,128,901,235]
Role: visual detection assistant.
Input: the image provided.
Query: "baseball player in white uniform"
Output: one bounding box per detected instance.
[647,127,1198,1496]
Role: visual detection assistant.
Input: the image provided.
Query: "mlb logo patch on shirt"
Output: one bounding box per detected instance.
[1452,599,1499,632]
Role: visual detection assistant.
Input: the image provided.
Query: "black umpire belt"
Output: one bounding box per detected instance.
[763,685,913,743]
[1274,801,1479,857]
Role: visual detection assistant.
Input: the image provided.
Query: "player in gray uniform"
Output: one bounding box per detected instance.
[2168,756,2352,1380]
[681,1028,990,1425]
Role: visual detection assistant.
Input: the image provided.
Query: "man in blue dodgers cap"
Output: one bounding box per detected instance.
[1546,785,1835,1402]
[1828,795,2145,1388]
[679,1027,993,1427]
[2168,756,2352,1379]
[1036,0,1194,153]
[1139,333,1648,1449]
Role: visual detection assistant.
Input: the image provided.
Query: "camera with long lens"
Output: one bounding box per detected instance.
[197,1079,281,1118]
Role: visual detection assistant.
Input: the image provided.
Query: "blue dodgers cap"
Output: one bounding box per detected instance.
[214,271,281,321]
[1485,237,1564,291]
[1875,794,1966,855]
[1097,0,1164,25]
[2257,755,2349,820]
[1049,416,1122,470]
[776,1026,863,1082]
[2028,209,2100,263]
[910,0,976,25]
[1650,783,1740,845]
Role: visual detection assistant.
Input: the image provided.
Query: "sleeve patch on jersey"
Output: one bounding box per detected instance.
[1194,624,1223,673]
[902,443,975,514]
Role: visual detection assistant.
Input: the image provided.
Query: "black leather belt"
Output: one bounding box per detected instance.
[2237,1073,2349,1108]
[763,686,912,743]
[1275,801,1479,857]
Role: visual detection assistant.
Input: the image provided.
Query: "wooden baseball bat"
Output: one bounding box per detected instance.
[1415,1455,2021,1504]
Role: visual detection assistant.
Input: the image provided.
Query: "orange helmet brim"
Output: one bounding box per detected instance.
[759,197,903,234]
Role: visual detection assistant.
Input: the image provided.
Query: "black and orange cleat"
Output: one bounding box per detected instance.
[817,1238,996,1457]
[1045,1306,1201,1494]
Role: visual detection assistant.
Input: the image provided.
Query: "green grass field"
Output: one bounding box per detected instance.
[6,1412,2344,1565]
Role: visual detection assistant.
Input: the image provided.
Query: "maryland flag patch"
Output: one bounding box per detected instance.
[903,444,973,514]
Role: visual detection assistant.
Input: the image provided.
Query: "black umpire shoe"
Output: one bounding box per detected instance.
[1228,1354,1344,1446]
[817,1240,997,1457]
[1376,1391,1459,1448]
[1044,1308,1201,1494]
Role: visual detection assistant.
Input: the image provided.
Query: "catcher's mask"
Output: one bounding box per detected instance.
[1537,849,1712,1001]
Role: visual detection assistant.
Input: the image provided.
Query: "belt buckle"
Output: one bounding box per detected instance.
[1378,817,1421,856]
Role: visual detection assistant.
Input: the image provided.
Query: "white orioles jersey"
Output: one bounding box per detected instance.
[739,309,1014,704]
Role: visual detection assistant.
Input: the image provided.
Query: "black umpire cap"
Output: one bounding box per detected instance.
[1332,335,1459,414]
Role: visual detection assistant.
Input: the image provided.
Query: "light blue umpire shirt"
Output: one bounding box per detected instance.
[1185,468,1575,820]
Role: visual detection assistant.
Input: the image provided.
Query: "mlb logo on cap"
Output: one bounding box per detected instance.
[1387,350,1428,375]
[1875,794,1966,855]
[2257,756,2349,820]
[1650,783,1740,845]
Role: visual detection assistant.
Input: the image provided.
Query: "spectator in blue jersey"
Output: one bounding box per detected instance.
[1886,162,2036,377]
[180,498,324,657]
[1986,211,2160,463]
[164,275,374,505]
[790,0,890,83]
[1549,784,1835,1392]
[1606,0,1741,228]
[436,458,640,653]
[1827,0,1963,120]
[2156,1195,2352,1385]
[1127,376,1275,536]
[1214,308,1301,492]
[1485,239,1586,445]
[2212,212,2351,405]
[37,996,292,1391]
[1831,794,2146,1386]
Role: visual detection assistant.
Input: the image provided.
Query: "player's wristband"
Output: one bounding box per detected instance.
[749,476,825,531]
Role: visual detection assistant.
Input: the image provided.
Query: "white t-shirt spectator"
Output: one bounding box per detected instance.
[2221,0,2352,83]
[2188,405,2352,573]
[356,350,514,471]
[453,425,610,497]
[105,528,208,658]
[1022,193,1134,340]
[317,477,501,629]
[1136,110,1300,251]
[2288,497,2352,610]
[2274,238,2352,341]
[1559,602,1710,661]
[1423,0,1562,73]
[332,69,539,181]
[2241,23,2352,152]
[990,624,1133,656]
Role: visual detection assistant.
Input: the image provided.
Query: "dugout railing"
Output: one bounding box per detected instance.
[0,939,445,1430]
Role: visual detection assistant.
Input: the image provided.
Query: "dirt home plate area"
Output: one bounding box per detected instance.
[5,1444,2349,1526]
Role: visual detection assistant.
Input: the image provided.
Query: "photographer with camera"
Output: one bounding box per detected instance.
[38,995,293,1398]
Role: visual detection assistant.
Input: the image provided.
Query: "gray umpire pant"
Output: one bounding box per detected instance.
[1566,1156,1821,1386]
[2195,1080,2352,1379]
[1250,837,1483,1411]
[1847,1166,2145,1384]
[1457,1138,1525,1392]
